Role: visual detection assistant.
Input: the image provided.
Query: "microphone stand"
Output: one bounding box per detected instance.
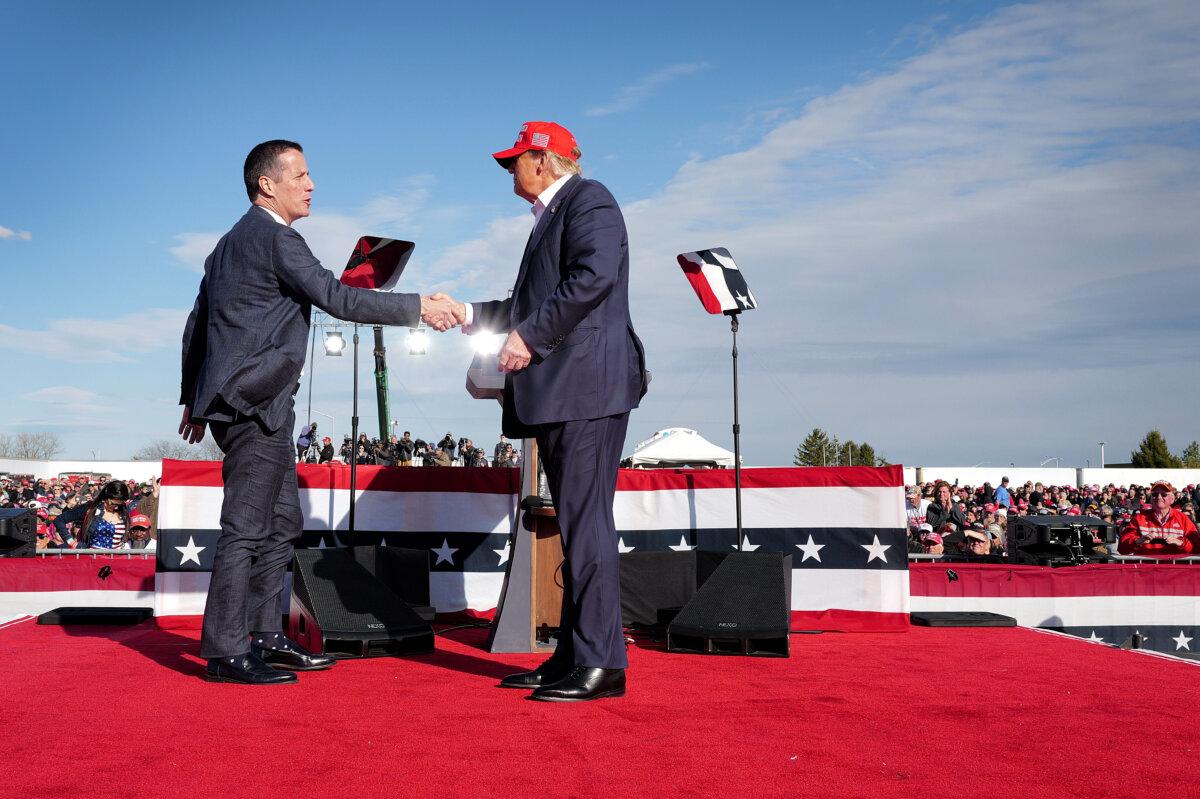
[725,310,744,550]
[349,323,360,537]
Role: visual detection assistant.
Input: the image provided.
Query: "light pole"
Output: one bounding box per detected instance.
[1098,441,1106,469]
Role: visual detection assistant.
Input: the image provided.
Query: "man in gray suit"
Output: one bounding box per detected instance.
[179,139,460,685]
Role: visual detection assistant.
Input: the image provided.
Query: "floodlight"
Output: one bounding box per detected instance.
[324,331,346,356]
[406,329,429,356]
[470,332,504,356]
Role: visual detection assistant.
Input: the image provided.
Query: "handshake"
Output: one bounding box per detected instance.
[419,293,467,332]
[416,292,533,372]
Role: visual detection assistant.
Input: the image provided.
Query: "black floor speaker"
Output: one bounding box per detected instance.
[667,552,792,657]
[288,546,434,658]
[910,611,1016,627]
[0,508,36,557]
[38,607,153,625]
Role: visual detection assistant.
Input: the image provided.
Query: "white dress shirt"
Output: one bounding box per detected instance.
[462,172,573,330]
[256,204,287,226]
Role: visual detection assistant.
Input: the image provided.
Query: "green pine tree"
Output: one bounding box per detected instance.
[1131,429,1183,468]
[858,443,877,468]
[795,428,832,466]
[1180,441,1200,468]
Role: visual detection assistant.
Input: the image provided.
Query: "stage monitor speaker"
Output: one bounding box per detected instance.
[910,611,1016,627]
[620,551,697,628]
[667,552,792,657]
[288,547,434,658]
[38,607,153,625]
[0,508,36,557]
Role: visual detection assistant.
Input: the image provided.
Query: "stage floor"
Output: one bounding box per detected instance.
[4,619,1195,799]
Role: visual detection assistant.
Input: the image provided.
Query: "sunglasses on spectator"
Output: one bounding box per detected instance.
[1150,490,1172,497]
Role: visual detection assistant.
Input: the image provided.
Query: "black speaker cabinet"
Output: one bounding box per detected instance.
[619,550,698,628]
[0,508,36,557]
[667,552,792,657]
[288,546,434,658]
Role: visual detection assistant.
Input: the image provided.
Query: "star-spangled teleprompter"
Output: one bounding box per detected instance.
[431,539,458,566]
[175,536,205,566]
[862,535,890,563]
[796,534,825,563]
[669,535,696,552]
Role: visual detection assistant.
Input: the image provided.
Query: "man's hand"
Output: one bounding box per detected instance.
[498,329,532,373]
[179,406,207,444]
[421,293,465,332]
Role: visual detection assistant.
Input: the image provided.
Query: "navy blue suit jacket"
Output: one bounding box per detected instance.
[180,206,421,432]
[472,176,647,437]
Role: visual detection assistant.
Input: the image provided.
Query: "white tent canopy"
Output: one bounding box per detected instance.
[624,428,735,468]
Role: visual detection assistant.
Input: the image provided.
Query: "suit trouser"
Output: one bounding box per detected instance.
[200,407,304,659]
[536,412,630,670]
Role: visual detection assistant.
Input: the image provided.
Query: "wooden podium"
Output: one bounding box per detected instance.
[486,439,566,653]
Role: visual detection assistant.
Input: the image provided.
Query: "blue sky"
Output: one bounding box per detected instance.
[2,0,1198,467]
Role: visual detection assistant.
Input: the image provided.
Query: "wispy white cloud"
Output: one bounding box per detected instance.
[170,176,436,277]
[169,232,221,273]
[419,0,1200,464]
[0,224,32,241]
[20,386,114,419]
[0,309,188,363]
[586,62,710,117]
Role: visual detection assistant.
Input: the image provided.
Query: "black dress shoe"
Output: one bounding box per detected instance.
[499,657,574,689]
[204,652,297,685]
[530,667,625,702]
[251,633,336,671]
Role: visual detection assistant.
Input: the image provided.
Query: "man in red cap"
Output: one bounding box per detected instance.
[1118,481,1200,556]
[441,121,648,701]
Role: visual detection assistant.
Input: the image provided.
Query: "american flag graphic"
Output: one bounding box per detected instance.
[677,247,758,315]
[530,132,550,148]
[153,461,909,631]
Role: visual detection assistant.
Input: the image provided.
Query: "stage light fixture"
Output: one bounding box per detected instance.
[324,331,346,356]
[406,329,429,356]
[470,332,504,356]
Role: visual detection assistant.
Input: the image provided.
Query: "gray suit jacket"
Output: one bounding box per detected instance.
[180,206,420,432]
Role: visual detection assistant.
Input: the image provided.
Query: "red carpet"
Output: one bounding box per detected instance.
[4,620,1194,798]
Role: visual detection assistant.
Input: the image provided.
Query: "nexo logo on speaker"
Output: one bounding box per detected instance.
[718,622,738,628]
[367,623,385,629]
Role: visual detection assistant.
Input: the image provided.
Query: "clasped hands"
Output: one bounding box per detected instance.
[419,292,532,372]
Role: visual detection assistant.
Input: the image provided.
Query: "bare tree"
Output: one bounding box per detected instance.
[0,431,65,459]
[131,437,224,461]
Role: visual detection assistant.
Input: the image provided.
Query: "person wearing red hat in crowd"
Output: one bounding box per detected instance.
[432,121,648,702]
[318,436,335,464]
[1118,481,1200,557]
[127,513,156,551]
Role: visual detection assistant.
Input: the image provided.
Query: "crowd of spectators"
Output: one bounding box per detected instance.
[906,476,1200,558]
[8,468,1200,557]
[0,474,159,552]
[295,423,522,469]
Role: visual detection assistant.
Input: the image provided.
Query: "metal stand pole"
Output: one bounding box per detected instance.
[306,322,316,428]
[349,323,360,536]
[727,311,744,550]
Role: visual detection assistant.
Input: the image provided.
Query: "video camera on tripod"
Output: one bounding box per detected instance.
[1007,514,1117,566]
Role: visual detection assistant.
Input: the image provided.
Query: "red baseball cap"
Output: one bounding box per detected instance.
[492,121,579,169]
[130,513,152,529]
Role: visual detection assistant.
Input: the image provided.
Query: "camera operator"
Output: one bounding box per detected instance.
[1118,481,1199,557]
